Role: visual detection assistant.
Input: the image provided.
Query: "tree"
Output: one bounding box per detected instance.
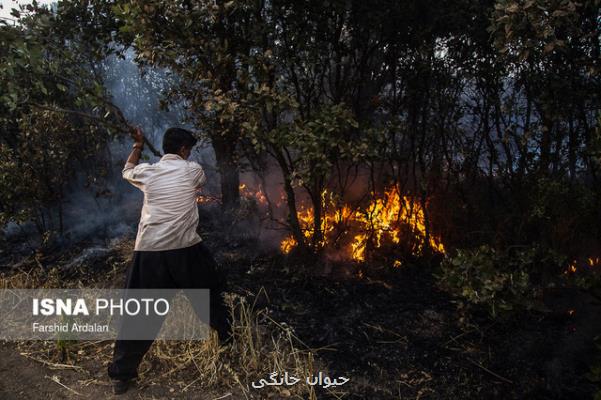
[112,0,273,211]
[0,3,134,235]
[491,0,601,179]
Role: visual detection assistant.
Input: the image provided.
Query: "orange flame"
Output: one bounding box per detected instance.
[280,186,445,261]
[239,183,268,205]
[564,257,600,275]
[197,183,269,205]
[279,190,352,253]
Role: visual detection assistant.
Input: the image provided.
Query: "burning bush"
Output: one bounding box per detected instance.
[280,186,445,263]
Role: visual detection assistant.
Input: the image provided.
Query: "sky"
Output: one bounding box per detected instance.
[0,0,53,22]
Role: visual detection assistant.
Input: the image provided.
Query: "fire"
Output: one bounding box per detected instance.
[196,193,219,204]
[564,257,600,274]
[280,186,445,261]
[350,187,445,261]
[239,183,268,205]
[198,181,446,262]
[280,237,297,254]
[197,183,269,205]
[279,191,353,253]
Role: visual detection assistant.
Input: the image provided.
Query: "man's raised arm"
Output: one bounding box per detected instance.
[122,127,148,189]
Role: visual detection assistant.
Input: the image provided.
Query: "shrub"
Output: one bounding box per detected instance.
[436,245,564,318]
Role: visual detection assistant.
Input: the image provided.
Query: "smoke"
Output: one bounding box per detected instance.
[1,48,281,256]
[1,49,219,249]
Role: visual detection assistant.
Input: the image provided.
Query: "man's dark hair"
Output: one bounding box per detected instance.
[162,127,198,154]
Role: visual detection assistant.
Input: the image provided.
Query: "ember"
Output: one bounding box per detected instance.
[564,257,601,275]
[587,257,601,267]
[197,184,269,205]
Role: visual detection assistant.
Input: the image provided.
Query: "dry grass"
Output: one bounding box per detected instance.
[1,250,340,398]
[135,290,327,398]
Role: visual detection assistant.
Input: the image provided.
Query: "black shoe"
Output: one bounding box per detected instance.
[112,379,131,395]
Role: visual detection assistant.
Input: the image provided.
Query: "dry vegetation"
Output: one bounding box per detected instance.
[0,239,338,399]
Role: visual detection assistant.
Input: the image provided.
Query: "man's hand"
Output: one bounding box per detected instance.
[126,127,145,167]
[131,127,145,147]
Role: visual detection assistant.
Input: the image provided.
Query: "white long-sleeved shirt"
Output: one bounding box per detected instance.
[122,153,206,251]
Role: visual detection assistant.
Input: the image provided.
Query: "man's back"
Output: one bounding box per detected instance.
[123,153,206,251]
[109,127,230,394]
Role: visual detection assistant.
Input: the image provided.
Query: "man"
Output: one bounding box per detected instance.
[108,127,231,395]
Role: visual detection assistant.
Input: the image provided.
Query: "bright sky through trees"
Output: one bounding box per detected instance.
[0,0,52,21]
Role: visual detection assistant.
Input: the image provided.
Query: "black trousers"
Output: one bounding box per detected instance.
[107,241,230,381]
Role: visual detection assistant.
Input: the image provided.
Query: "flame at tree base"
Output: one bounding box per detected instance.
[280,186,445,262]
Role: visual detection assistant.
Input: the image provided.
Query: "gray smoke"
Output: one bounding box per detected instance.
[2,49,219,249]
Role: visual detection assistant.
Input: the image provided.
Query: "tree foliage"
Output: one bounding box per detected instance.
[0,3,127,234]
[0,0,599,262]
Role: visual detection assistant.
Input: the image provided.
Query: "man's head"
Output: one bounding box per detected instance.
[162,128,197,160]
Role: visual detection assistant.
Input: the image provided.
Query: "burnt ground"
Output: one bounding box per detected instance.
[219,260,595,399]
[204,227,601,400]
[0,223,600,399]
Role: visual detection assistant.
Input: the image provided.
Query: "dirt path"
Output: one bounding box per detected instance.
[0,342,101,399]
[0,342,230,399]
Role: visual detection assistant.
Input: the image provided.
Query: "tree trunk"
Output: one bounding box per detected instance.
[310,181,323,248]
[212,134,240,212]
[272,148,306,251]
